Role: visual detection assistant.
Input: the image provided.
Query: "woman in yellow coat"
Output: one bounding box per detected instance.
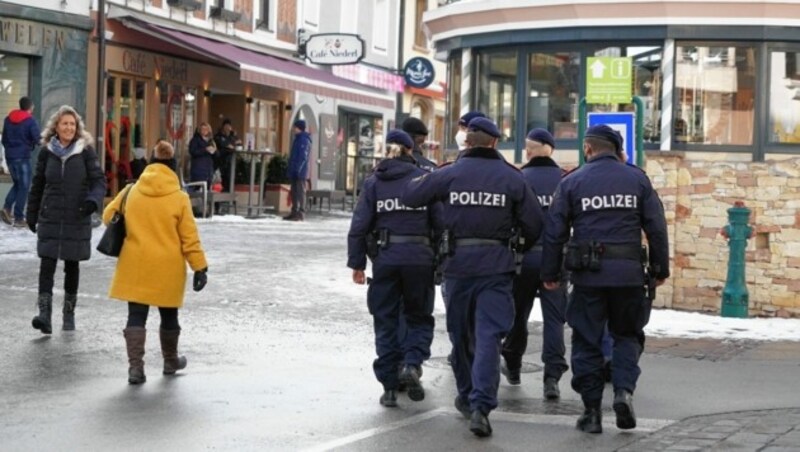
[103,140,208,384]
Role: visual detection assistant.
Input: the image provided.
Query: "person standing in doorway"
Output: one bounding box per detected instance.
[285,119,311,221]
[213,118,241,193]
[1,97,41,227]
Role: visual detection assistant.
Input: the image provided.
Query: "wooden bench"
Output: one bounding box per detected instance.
[307,189,346,211]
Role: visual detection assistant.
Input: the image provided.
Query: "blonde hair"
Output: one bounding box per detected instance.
[154,140,175,159]
[385,143,412,159]
[525,139,553,158]
[40,105,93,147]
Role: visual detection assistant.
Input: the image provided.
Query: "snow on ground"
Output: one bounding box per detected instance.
[2,213,799,342]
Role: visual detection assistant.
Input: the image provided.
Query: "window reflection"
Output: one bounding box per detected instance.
[477,51,516,142]
[675,44,755,145]
[769,51,800,143]
[526,52,580,139]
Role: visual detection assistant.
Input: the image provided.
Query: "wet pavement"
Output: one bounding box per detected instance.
[1,214,800,451]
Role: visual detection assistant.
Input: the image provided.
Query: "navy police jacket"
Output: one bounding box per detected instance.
[541,153,670,287]
[413,148,438,173]
[347,155,443,270]
[402,147,544,278]
[520,156,564,270]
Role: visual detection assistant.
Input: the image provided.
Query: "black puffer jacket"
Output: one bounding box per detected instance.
[27,139,106,261]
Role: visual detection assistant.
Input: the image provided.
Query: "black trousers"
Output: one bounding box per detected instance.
[126,302,180,330]
[39,257,79,295]
[290,178,306,215]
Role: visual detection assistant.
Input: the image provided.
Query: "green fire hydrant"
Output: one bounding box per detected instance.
[720,201,753,318]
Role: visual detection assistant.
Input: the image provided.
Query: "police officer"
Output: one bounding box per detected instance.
[541,124,669,434]
[500,128,569,400]
[402,117,544,437]
[454,111,486,152]
[347,129,443,408]
[401,117,437,172]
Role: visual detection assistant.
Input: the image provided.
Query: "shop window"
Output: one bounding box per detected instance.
[477,50,517,143]
[526,52,580,140]
[446,52,462,150]
[414,0,427,49]
[0,54,29,124]
[585,46,663,145]
[248,99,280,152]
[674,44,756,145]
[768,51,800,145]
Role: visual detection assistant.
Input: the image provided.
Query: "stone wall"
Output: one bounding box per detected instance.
[645,151,800,317]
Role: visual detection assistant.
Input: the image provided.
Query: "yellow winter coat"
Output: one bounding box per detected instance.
[103,163,208,308]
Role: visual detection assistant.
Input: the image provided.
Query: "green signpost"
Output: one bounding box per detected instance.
[586,57,633,104]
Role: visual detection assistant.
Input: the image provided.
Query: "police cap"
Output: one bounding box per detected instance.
[402,117,429,136]
[526,128,555,149]
[585,124,623,152]
[467,117,502,138]
[458,111,486,127]
[386,129,414,150]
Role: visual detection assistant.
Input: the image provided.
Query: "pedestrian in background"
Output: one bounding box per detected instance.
[347,129,442,408]
[284,119,311,221]
[1,96,41,228]
[500,128,569,400]
[104,140,208,385]
[213,118,241,193]
[401,117,437,172]
[453,111,486,153]
[26,105,105,334]
[402,117,544,438]
[541,124,669,434]
[188,122,216,191]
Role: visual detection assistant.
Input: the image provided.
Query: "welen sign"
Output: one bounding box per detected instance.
[304,33,364,65]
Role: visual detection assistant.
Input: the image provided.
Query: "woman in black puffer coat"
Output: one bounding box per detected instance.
[26,105,106,334]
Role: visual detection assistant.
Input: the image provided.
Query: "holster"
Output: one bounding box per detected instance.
[366,231,379,259]
[564,241,601,271]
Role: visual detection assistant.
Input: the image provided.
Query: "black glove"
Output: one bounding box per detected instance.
[27,217,37,234]
[193,268,208,292]
[79,201,97,218]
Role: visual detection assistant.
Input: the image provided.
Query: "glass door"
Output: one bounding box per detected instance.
[336,112,382,194]
[106,75,147,195]
[159,84,197,183]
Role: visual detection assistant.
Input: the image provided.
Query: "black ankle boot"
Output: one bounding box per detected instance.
[32,294,53,335]
[379,389,398,407]
[399,364,424,401]
[469,410,492,437]
[62,294,77,331]
[577,403,603,434]
[613,390,637,429]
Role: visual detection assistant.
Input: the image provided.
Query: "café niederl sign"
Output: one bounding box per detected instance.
[304,34,364,65]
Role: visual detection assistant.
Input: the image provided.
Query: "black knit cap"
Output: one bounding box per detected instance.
[402,117,429,136]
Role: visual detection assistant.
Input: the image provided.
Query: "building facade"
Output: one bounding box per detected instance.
[88,0,394,198]
[425,0,800,317]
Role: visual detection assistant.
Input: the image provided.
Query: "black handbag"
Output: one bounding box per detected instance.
[96,184,133,257]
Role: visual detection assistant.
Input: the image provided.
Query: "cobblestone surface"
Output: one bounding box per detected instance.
[617,409,800,451]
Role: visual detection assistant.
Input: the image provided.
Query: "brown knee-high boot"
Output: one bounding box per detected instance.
[160,329,187,375]
[123,327,147,384]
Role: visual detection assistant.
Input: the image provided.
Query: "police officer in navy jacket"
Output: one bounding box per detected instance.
[500,128,569,400]
[541,124,669,434]
[347,129,443,408]
[402,117,544,437]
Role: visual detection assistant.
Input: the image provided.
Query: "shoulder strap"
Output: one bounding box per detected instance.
[120,183,134,214]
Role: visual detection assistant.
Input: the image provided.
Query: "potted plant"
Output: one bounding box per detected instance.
[263,153,292,214]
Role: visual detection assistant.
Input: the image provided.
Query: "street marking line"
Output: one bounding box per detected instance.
[303,407,677,451]
[302,408,449,452]
[485,409,677,433]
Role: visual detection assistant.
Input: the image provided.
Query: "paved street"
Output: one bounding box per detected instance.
[1,214,800,451]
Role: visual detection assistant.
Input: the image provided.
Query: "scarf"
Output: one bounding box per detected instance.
[49,136,75,159]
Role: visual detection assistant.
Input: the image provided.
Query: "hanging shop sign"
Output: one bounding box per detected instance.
[403,57,435,89]
[304,33,364,65]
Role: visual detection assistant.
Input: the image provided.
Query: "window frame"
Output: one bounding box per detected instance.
[414,0,427,49]
[257,0,274,32]
[763,42,800,156]
[670,40,761,156]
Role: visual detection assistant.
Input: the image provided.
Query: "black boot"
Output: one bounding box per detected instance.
[399,364,424,402]
[31,294,53,335]
[123,327,147,384]
[454,396,471,419]
[576,402,603,434]
[501,362,521,385]
[613,390,637,429]
[543,377,560,400]
[379,389,398,407]
[62,293,77,331]
[469,410,492,437]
